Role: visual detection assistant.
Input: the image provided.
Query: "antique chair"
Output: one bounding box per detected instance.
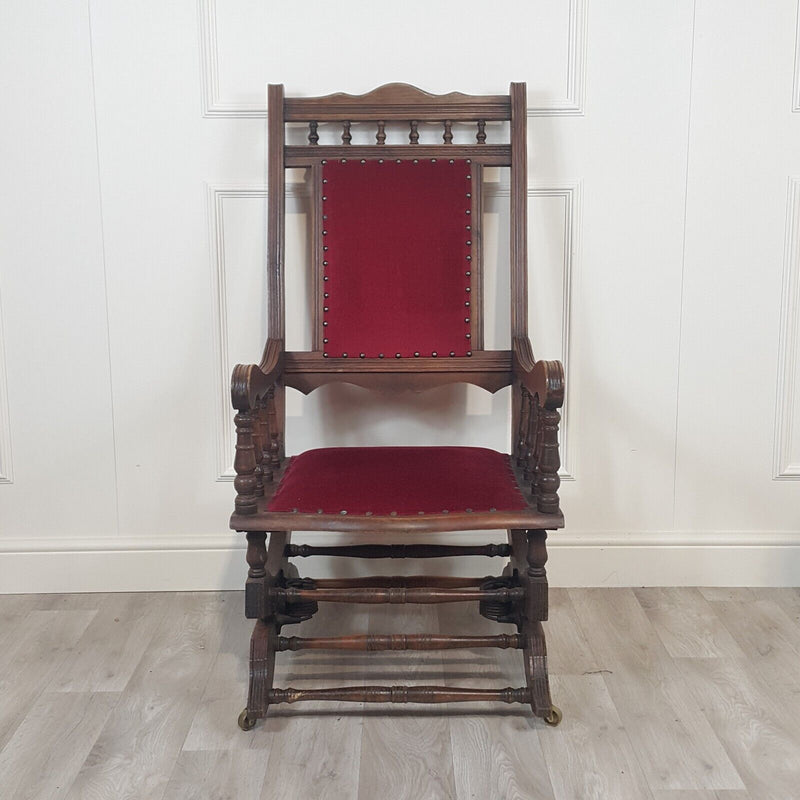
[231,82,565,729]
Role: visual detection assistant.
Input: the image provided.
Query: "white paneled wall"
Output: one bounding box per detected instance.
[1,1,799,592]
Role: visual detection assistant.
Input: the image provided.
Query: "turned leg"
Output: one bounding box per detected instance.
[521,529,561,724]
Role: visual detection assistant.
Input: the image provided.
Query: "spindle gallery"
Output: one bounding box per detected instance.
[230,83,565,730]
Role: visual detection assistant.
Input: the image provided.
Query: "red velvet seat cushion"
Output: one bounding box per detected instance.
[267,447,527,516]
[321,159,473,358]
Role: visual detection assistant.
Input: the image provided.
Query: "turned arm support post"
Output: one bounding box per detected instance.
[512,337,564,515]
[231,339,285,516]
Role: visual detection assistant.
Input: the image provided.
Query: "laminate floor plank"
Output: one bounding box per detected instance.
[569,589,744,792]
[676,657,800,800]
[258,604,369,800]
[547,588,604,676]
[652,792,751,799]
[633,588,745,659]
[710,599,800,697]
[697,589,756,603]
[51,592,169,693]
[437,604,555,800]
[754,588,800,627]
[357,603,456,800]
[0,609,97,752]
[164,750,268,800]
[64,592,235,800]
[538,674,655,800]
[0,691,118,800]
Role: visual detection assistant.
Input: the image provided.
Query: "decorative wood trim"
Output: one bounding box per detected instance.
[197,0,587,119]
[207,183,308,481]
[0,287,12,484]
[774,176,800,479]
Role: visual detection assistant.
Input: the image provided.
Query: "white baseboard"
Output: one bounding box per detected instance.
[1,531,799,593]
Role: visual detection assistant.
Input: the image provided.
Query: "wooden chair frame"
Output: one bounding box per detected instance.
[230,83,565,729]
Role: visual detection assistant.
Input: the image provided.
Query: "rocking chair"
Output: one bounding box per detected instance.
[231,82,565,729]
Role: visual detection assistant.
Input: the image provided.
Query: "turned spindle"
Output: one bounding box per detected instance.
[233,411,258,515]
[409,119,419,144]
[443,119,453,144]
[376,120,386,144]
[341,120,351,145]
[477,119,487,144]
[307,121,319,145]
[535,408,561,514]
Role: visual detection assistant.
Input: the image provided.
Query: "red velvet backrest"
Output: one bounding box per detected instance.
[320,159,474,359]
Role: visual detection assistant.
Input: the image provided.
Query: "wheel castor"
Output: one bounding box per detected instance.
[543,705,562,726]
[238,708,257,731]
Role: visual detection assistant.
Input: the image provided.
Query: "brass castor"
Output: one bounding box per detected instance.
[543,705,563,726]
[238,708,257,731]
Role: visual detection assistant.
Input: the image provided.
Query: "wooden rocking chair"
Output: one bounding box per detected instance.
[231,82,565,729]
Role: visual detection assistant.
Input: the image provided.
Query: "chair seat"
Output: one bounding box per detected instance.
[267,446,527,516]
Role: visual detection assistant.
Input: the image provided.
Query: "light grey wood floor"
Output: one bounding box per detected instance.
[1,587,799,799]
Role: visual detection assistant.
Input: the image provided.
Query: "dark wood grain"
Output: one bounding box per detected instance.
[285,543,511,559]
[277,633,522,651]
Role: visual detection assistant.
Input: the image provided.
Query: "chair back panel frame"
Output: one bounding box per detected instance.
[267,82,529,395]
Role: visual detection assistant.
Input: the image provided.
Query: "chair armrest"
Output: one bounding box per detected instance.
[231,338,285,411]
[512,337,564,410]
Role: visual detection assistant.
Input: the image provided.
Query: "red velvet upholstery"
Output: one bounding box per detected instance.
[321,159,473,358]
[267,447,526,516]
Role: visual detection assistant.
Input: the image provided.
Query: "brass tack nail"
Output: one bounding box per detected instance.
[323,276,329,281]
[465,301,470,306]
[442,509,449,513]
[466,333,471,339]
[449,351,455,357]
[390,511,398,516]
[466,350,472,356]
[466,193,471,198]
[323,245,328,251]
[323,321,328,326]
[321,159,327,164]
[417,511,425,515]
[431,158,437,162]
[359,352,365,358]
[466,159,471,164]
[323,178,328,184]
[466,174,471,179]
[466,224,471,230]
[466,240,471,245]
[323,260,328,265]
[340,510,347,515]
[465,508,473,512]
[431,351,437,357]
[322,196,327,200]
[489,507,497,512]
[466,287,471,293]
[317,509,323,514]
[466,255,472,261]
[413,159,418,164]
[323,215,328,219]
[365,511,373,516]
[378,159,384,163]
[465,318,470,323]
[323,352,329,357]
[379,353,384,358]
[449,159,454,164]
[466,209,471,215]
[395,353,401,358]
[360,159,366,163]
[414,351,420,357]
[292,507,298,513]
[323,230,328,235]
[324,292,329,298]
[341,158,347,163]
[396,159,401,163]
[323,337,328,343]
[342,352,348,358]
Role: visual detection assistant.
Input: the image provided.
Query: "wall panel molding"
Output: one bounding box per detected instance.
[197,0,587,118]
[0,290,13,484]
[793,0,800,112]
[774,176,800,478]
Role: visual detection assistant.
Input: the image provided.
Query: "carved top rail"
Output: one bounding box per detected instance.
[284,83,512,122]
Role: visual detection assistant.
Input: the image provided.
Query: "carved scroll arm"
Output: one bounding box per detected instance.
[512,337,564,411]
[231,338,285,412]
